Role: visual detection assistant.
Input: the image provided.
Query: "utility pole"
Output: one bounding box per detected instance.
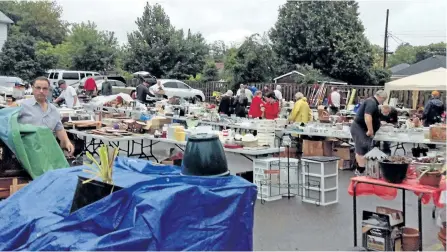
[383,9,389,68]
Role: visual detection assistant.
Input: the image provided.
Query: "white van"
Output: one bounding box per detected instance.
[47,70,101,88]
[0,76,24,95]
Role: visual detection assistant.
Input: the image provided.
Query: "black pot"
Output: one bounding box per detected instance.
[70,176,123,213]
[412,147,421,158]
[181,134,229,176]
[379,161,409,184]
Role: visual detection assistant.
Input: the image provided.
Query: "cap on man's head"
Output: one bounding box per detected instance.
[432,90,440,97]
[58,80,66,86]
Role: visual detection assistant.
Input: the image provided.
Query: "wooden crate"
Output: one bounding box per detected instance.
[0,177,30,198]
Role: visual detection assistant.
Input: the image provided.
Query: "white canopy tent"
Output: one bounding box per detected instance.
[384,67,447,107]
[385,67,447,93]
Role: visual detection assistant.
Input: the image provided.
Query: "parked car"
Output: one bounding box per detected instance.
[0,76,24,96]
[48,70,101,88]
[113,79,205,101]
[149,79,205,101]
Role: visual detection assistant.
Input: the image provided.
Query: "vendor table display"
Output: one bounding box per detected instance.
[67,129,152,159]
[67,129,285,174]
[284,123,447,146]
[348,176,446,251]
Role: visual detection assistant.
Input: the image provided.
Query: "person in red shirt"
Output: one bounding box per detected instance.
[263,92,280,119]
[84,77,97,97]
[248,91,264,119]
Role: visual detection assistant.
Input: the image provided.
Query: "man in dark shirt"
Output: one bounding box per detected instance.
[350,90,388,175]
[379,105,398,125]
[136,81,151,104]
[378,105,398,155]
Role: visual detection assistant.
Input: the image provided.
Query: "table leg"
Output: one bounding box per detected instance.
[402,190,406,225]
[127,141,132,156]
[287,145,291,199]
[418,196,423,251]
[353,182,358,247]
[149,140,159,163]
[138,139,151,159]
[175,144,184,152]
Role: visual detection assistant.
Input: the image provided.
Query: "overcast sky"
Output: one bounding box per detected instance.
[58,0,446,51]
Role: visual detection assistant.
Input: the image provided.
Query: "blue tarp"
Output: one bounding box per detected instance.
[0,157,257,251]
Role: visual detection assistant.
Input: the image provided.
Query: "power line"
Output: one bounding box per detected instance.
[391,34,446,38]
[388,34,401,45]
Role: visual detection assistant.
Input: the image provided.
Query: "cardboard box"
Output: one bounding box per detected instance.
[333,146,351,160]
[362,207,404,251]
[274,147,298,158]
[151,117,172,129]
[338,159,351,170]
[302,140,333,156]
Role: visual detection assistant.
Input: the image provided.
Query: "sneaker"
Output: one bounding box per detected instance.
[354,169,365,176]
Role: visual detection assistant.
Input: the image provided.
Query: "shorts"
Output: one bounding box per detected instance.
[350,121,373,156]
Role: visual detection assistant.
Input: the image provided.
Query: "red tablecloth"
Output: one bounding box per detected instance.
[348,176,446,208]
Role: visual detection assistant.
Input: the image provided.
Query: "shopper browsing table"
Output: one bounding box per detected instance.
[248,91,263,119]
[18,77,74,155]
[54,80,78,108]
[329,87,341,115]
[263,92,280,119]
[350,90,388,175]
[378,105,398,155]
[218,90,234,116]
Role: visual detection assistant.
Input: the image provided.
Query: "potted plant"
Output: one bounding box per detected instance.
[70,145,123,213]
[413,156,444,170]
[418,164,446,188]
[379,156,412,184]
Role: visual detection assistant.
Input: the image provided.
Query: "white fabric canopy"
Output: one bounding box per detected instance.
[384,67,447,94]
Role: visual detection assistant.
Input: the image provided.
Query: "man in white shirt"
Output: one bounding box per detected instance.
[329,87,341,114]
[54,80,78,108]
[273,85,283,102]
[237,84,253,103]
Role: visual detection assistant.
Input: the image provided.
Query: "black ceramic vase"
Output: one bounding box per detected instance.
[181,134,229,176]
[70,176,123,213]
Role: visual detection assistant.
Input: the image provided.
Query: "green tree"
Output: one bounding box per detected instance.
[368,67,391,86]
[125,3,176,77]
[387,42,446,67]
[39,22,119,71]
[0,34,57,80]
[0,1,67,45]
[165,29,209,79]
[125,3,208,79]
[270,1,374,84]
[230,34,275,83]
[202,61,219,81]
[209,40,227,62]
[387,43,417,67]
[371,44,385,68]
[69,22,119,71]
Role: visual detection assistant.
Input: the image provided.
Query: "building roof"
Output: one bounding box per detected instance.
[0,11,13,24]
[393,55,446,76]
[389,63,410,74]
[273,71,305,81]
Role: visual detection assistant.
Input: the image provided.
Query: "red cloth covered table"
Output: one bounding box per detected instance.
[348,176,446,251]
[348,176,446,208]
